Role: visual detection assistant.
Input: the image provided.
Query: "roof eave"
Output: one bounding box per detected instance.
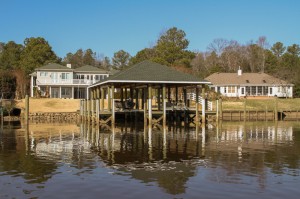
[88,80,211,88]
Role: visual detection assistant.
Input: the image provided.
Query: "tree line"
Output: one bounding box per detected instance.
[1,27,300,99]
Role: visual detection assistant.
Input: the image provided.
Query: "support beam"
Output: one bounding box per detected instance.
[101,87,104,111]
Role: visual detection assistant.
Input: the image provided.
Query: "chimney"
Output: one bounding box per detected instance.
[237,66,242,76]
[67,64,72,68]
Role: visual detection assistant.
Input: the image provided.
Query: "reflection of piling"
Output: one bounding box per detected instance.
[25,95,29,123]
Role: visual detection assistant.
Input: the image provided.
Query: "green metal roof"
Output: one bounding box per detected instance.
[74,65,109,73]
[89,61,209,87]
[35,63,73,71]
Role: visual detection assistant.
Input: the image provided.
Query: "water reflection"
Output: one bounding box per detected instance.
[0,121,299,198]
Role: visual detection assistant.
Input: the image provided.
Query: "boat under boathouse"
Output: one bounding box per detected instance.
[80,61,212,125]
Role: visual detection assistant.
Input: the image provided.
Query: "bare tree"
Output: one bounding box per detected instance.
[256,36,269,72]
[207,38,229,56]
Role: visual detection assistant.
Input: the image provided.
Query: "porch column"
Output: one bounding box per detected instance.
[30,75,34,97]
[59,86,62,98]
[86,87,89,99]
[72,87,74,99]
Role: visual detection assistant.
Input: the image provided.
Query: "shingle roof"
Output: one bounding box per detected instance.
[105,61,208,82]
[74,65,109,73]
[36,63,72,71]
[205,72,292,86]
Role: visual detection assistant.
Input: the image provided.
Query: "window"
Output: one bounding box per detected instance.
[270,87,273,94]
[61,73,70,80]
[40,72,48,77]
[61,88,71,96]
[246,87,250,95]
[241,88,245,95]
[227,86,236,93]
[251,86,256,95]
[257,86,262,95]
[224,87,227,93]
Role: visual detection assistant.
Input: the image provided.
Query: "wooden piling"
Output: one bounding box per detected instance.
[195,87,199,123]
[101,87,104,111]
[201,85,206,124]
[108,87,111,112]
[148,85,152,125]
[163,84,166,126]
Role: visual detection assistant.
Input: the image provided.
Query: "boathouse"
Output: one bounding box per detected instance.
[82,61,211,125]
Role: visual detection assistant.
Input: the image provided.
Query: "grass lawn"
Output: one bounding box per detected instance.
[221,98,300,111]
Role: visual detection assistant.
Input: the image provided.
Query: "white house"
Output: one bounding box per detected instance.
[205,69,293,98]
[30,63,109,99]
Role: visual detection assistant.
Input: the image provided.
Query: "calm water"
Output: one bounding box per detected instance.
[0,121,299,199]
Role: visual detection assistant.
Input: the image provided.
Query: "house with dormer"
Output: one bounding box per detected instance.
[30,63,109,99]
[205,69,293,98]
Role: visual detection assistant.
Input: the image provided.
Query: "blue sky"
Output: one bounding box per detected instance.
[1,0,299,59]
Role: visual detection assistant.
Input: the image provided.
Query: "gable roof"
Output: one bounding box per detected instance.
[205,72,293,86]
[36,63,73,71]
[74,65,109,73]
[89,61,209,87]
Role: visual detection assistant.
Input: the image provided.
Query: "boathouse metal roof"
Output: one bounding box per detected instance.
[89,61,210,88]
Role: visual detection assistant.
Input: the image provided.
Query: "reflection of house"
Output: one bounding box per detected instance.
[205,69,293,98]
[30,63,109,99]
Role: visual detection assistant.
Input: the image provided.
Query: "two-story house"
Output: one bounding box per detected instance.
[205,68,294,98]
[30,63,109,99]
